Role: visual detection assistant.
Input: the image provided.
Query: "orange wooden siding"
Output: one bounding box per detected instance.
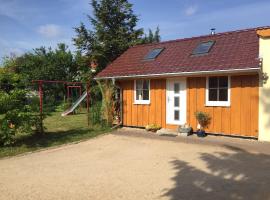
[120,79,167,128]
[186,75,259,137]
[119,74,259,137]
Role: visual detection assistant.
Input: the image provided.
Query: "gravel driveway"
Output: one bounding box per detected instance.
[1,129,270,200]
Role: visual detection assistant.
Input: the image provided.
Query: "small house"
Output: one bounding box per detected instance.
[96,27,270,141]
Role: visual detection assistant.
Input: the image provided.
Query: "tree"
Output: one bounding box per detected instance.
[73,23,99,59]
[13,43,78,83]
[141,27,161,44]
[73,0,144,72]
[154,26,161,43]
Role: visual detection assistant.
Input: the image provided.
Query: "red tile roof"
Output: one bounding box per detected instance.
[96,27,267,79]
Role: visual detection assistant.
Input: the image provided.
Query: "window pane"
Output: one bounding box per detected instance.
[209,89,218,101]
[174,97,180,107]
[145,48,164,60]
[136,80,143,90]
[136,90,143,100]
[136,80,150,102]
[209,77,218,88]
[174,110,179,120]
[192,41,215,55]
[143,90,149,100]
[219,77,228,88]
[174,83,180,94]
[219,89,228,101]
[143,80,149,90]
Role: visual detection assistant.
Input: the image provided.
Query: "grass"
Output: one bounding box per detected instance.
[0,111,110,158]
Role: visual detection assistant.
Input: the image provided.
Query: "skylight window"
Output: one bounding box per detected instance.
[192,41,215,55]
[144,48,164,60]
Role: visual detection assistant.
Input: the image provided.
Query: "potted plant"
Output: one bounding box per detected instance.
[195,111,211,137]
[178,123,192,136]
[145,124,162,132]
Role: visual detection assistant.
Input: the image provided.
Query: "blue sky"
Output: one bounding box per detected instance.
[1,0,270,63]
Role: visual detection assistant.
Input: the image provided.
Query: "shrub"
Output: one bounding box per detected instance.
[145,124,162,132]
[0,89,41,146]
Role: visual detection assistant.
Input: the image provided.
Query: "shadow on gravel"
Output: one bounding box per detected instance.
[163,145,270,200]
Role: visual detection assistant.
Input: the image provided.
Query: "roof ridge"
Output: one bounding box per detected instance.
[131,25,270,49]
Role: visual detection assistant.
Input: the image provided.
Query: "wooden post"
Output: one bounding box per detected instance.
[38,81,44,134]
[86,81,90,126]
[67,86,70,101]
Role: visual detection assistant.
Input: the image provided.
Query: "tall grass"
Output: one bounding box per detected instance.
[97,80,116,126]
[89,101,106,126]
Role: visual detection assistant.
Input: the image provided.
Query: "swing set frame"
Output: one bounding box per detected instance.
[67,85,82,101]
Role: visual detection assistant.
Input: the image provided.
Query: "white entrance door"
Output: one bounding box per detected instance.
[166,78,187,125]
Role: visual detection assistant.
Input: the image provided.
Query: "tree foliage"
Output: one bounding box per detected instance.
[0,69,41,146]
[2,44,91,106]
[141,27,161,44]
[12,43,79,82]
[73,0,161,72]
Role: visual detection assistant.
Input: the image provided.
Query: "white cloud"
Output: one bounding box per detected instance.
[184,5,198,16]
[37,24,63,38]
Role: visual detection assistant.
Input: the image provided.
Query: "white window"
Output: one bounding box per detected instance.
[134,80,150,104]
[206,76,230,107]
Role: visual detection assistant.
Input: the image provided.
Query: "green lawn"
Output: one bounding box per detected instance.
[0,112,110,158]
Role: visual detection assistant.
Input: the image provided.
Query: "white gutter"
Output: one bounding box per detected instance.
[94,67,260,80]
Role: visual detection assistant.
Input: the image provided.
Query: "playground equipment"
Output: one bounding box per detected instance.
[32,80,91,132]
[67,85,82,101]
[61,91,87,116]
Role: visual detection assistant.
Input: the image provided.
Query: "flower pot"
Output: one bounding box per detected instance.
[178,126,192,136]
[197,130,206,137]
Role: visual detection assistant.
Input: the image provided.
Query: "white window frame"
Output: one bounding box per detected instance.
[134,80,150,104]
[205,76,231,107]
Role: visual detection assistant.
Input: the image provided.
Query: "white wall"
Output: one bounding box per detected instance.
[259,36,270,141]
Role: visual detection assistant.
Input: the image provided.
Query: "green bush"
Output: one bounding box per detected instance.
[0,90,41,146]
[0,69,42,146]
[145,124,162,132]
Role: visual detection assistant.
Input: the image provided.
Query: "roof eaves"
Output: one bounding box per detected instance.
[94,67,260,80]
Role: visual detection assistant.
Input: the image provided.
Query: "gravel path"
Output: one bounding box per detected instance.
[1,130,270,200]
